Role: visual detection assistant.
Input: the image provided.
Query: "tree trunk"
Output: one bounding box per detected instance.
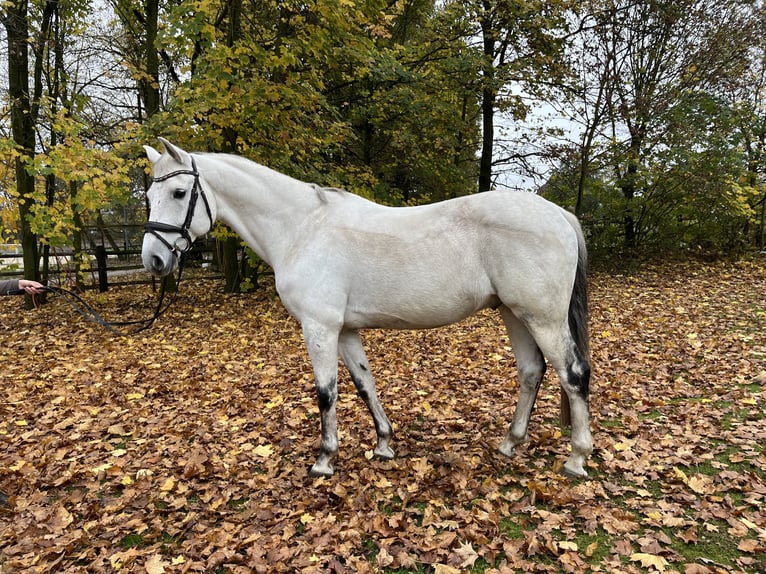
[220,0,243,293]
[479,85,495,193]
[619,133,642,252]
[478,5,495,193]
[143,0,160,117]
[4,0,39,307]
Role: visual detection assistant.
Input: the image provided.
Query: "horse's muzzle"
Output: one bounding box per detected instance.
[142,236,178,277]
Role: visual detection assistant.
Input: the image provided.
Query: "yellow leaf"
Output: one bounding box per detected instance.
[672,466,689,485]
[630,552,669,572]
[375,476,393,488]
[91,462,114,475]
[558,540,578,551]
[121,475,134,486]
[252,444,273,457]
[171,556,186,565]
[136,468,154,481]
[266,395,284,409]
[300,513,314,525]
[160,477,175,492]
[126,392,144,400]
[14,420,27,427]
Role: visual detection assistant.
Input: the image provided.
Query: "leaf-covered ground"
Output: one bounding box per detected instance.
[1,260,765,573]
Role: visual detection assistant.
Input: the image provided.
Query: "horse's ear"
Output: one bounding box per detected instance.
[144,145,162,164]
[158,137,188,164]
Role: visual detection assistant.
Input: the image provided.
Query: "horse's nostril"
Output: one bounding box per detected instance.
[152,255,165,273]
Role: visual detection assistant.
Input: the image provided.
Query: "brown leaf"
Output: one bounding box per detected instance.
[145,554,168,574]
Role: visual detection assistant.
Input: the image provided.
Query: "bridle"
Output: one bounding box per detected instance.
[144,156,214,257]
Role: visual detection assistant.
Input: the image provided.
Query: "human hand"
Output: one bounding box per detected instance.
[19,280,45,294]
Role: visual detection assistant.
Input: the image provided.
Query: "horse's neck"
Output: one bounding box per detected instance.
[207,156,319,268]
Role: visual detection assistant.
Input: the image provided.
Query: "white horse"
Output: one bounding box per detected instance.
[142,138,593,478]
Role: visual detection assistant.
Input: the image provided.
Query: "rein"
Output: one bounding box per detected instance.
[45,268,181,337]
[22,261,185,337]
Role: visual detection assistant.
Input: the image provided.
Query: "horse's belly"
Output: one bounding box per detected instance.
[344,284,498,330]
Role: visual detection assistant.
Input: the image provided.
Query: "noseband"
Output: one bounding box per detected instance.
[144,156,214,256]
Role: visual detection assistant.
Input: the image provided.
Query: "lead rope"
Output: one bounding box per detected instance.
[28,254,186,337]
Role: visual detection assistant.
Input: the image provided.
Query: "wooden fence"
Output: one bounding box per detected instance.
[0,243,221,291]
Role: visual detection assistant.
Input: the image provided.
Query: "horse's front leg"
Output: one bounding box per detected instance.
[303,320,341,477]
[339,330,394,460]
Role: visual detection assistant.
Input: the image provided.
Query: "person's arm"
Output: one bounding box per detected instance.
[0,279,20,295]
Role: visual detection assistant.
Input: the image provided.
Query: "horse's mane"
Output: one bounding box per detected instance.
[310,184,346,204]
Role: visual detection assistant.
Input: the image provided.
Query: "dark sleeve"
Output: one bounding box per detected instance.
[0,279,20,295]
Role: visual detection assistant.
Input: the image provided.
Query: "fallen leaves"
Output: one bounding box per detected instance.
[0,260,765,572]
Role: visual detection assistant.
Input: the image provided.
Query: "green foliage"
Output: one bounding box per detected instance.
[23,111,131,247]
[143,0,480,204]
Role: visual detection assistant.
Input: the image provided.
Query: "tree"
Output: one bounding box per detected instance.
[724,7,766,249]
[3,0,41,302]
[544,0,763,254]
[325,0,481,203]
[1,0,137,297]
[455,0,571,192]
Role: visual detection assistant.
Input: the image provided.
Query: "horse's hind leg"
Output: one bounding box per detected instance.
[339,330,395,460]
[527,322,592,478]
[498,307,547,458]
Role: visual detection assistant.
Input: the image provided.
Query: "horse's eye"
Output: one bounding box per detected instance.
[173,188,187,199]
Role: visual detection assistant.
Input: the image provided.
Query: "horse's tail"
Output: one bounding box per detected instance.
[567,212,589,362]
[561,210,590,427]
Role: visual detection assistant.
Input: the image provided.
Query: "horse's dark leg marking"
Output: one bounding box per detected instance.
[316,377,337,411]
[559,349,592,477]
[567,349,590,399]
[340,331,395,460]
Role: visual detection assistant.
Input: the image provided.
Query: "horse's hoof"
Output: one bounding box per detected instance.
[561,462,588,479]
[309,462,334,478]
[497,439,517,458]
[374,445,395,460]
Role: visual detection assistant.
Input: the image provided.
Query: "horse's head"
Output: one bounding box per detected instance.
[142,138,216,276]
